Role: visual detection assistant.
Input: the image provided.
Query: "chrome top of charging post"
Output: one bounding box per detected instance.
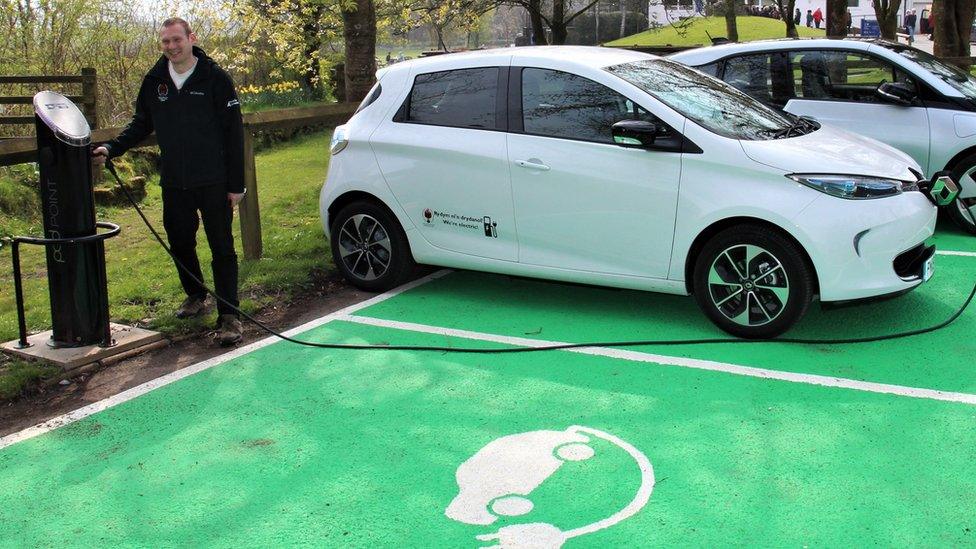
[32,90,91,147]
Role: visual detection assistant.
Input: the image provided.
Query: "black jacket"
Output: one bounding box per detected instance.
[106,47,245,193]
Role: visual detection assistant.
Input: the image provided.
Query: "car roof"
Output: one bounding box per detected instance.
[669,38,899,65]
[382,46,656,76]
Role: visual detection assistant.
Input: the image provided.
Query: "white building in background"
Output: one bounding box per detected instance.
[647,0,931,36]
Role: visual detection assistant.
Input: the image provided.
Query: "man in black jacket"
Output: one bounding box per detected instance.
[94,17,245,346]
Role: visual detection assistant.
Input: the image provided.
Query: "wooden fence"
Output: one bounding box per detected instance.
[0,68,98,131]
[0,101,358,261]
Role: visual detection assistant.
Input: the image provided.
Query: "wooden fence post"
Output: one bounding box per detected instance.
[80,68,101,183]
[80,68,97,129]
[239,129,263,260]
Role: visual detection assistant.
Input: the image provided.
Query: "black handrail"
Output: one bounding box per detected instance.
[11,221,120,348]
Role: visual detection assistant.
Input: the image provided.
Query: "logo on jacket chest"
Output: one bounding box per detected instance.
[157,83,169,102]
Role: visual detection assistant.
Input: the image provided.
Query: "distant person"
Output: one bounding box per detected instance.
[385,51,392,64]
[794,8,802,25]
[928,10,935,39]
[905,9,917,42]
[845,9,852,34]
[813,7,823,29]
[806,9,814,27]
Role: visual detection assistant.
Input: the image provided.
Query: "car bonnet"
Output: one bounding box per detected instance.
[738,123,920,181]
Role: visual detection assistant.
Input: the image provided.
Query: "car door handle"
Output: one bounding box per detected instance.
[515,159,550,171]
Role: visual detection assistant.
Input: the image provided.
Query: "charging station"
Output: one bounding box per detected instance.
[2,92,162,370]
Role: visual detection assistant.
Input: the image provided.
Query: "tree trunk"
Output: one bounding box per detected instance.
[871,0,902,40]
[528,0,548,44]
[724,0,738,42]
[436,25,448,51]
[551,22,569,44]
[777,0,799,37]
[551,0,567,44]
[934,0,976,58]
[342,0,377,102]
[620,0,627,38]
[826,0,847,36]
[595,0,600,42]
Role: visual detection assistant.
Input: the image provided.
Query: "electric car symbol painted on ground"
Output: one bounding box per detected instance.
[445,426,654,548]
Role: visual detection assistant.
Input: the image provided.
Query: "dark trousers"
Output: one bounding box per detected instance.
[162,184,239,316]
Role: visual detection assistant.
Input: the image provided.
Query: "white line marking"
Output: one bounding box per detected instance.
[937,250,976,257]
[337,315,976,406]
[0,270,451,451]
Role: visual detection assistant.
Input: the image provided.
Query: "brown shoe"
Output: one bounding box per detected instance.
[217,314,243,346]
[175,294,208,319]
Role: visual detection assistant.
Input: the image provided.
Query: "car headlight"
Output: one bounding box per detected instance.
[787,174,910,200]
[330,125,349,155]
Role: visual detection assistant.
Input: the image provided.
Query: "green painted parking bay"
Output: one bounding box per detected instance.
[1,228,975,546]
[358,245,976,396]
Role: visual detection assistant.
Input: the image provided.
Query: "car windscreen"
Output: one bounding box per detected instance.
[884,44,976,99]
[606,58,796,140]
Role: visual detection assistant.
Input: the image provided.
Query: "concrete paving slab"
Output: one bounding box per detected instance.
[2,323,163,370]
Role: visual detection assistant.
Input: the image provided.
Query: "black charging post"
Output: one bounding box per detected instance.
[2,92,162,369]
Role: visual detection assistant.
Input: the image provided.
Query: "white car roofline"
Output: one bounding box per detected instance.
[670,38,964,99]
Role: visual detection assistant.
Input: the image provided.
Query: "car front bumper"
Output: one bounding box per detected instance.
[795,191,938,302]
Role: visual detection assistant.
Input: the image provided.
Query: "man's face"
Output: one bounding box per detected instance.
[159,24,196,65]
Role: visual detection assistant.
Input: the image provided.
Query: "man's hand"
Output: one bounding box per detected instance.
[91,146,109,165]
[227,192,245,208]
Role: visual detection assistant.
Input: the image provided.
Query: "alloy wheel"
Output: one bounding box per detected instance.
[954,165,976,229]
[707,244,790,327]
[337,214,392,281]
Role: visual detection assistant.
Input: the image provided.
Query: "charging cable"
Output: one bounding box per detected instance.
[105,160,975,352]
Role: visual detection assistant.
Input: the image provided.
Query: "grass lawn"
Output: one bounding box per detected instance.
[0,131,334,397]
[604,16,826,47]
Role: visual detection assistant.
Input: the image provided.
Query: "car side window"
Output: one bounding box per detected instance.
[790,51,917,102]
[521,67,657,144]
[696,62,720,77]
[406,67,498,129]
[721,53,791,108]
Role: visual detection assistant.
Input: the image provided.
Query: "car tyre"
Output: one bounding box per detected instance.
[693,225,813,339]
[330,200,415,292]
[946,154,976,235]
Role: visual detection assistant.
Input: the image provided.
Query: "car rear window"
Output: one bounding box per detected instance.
[406,67,498,129]
[354,82,382,114]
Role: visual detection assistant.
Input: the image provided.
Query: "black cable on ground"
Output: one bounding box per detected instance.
[106,160,976,353]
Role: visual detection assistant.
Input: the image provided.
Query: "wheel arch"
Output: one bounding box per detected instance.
[327,190,418,261]
[327,191,395,232]
[941,146,976,174]
[683,217,820,296]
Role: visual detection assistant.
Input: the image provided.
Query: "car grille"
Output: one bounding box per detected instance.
[893,243,934,280]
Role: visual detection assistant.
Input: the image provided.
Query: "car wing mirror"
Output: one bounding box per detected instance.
[611,120,672,148]
[876,82,916,106]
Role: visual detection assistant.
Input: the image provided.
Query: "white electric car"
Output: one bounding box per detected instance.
[320,46,947,338]
[671,38,976,234]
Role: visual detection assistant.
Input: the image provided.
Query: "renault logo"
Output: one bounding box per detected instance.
[931,175,960,207]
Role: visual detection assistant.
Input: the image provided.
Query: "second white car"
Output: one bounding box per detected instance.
[672,38,976,234]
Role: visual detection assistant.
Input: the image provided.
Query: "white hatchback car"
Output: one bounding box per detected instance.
[320,46,948,338]
[671,38,976,234]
